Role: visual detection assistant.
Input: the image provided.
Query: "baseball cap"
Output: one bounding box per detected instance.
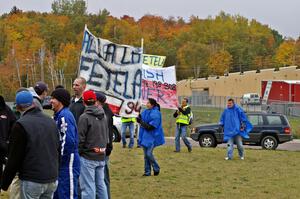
[95,92,107,103]
[16,91,33,108]
[34,81,48,95]
[83,90,96,102]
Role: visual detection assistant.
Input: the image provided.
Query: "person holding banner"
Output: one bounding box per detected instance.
[121,117,136,148]
[173,98,193,153]
[137,98,165,176]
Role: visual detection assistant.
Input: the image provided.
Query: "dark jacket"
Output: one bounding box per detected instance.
[0,97,16,158]
[1,107,59,191]
[102,103,114,157]
[78,106,109,161]
[69,97,85,124]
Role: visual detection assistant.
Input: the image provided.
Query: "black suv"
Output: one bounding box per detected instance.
[190,112,293,150]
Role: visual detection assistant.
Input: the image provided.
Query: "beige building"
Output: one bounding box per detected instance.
[177,66,300,98]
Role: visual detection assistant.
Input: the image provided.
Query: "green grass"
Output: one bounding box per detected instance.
[161,106,300,138]
[2,144,300,199]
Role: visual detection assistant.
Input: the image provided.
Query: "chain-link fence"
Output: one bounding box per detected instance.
[179,95,300,117]
[263,100,300,117]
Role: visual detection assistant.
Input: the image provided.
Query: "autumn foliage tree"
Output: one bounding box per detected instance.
[1,2,299,99]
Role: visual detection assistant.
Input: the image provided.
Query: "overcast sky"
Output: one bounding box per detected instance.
[0,0,299,39]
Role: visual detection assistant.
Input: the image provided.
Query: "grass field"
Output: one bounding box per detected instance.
[3,144,299,199]
[161,106,300,138]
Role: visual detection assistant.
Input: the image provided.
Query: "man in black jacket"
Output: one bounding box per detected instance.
[95,92,113,199]
[78,90,109,199]
[0,96,16,185]
[69,77,86,124]
[0,91,59,198]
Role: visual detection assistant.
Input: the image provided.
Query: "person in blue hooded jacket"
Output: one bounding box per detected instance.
[219,98,252,160]
[137,98,165,176]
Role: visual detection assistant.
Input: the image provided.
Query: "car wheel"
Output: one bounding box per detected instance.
[261,135,278,150]
[112,127,121,142]
[199,134,216,147]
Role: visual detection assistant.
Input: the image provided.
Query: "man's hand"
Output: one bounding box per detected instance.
[178,107,183,112]
[240,123,246,131]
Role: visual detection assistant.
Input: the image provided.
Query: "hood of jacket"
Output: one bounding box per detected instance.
[84,105,105,119]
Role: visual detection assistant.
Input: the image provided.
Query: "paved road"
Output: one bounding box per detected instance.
[165,137,300,151]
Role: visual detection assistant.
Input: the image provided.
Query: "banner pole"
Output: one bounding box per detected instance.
[141,38,144,53]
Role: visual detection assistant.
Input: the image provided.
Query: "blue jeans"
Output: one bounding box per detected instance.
[79,157,108,199]
[121,122,135,148]
[175,124,192,151]
[104,157,111,199]
[20,180,57,199]
[227,135,244,159]
[143,145,160,176]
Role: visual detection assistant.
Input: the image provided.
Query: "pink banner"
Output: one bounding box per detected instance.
[142,65,178,109]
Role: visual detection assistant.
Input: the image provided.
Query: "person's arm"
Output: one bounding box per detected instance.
[139,120,155,131]
[173,110,179,118]
[106,113,114,156]
[219,110,225,127]
[178,107,191,115]
[1,123,26,191]
[136,116,156,131]
[238,108,248,130]
[77,115,88,154]
[59,116,77,156]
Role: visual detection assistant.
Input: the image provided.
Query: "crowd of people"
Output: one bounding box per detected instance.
[0,76,252,199]
[0,77,168,199]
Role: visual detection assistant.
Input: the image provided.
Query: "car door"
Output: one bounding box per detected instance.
[247,114,264,143]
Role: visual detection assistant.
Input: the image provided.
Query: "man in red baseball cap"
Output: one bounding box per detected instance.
[78,90,109,199]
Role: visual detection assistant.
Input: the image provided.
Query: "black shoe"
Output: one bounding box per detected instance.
[122,145,126,148]
[142,174,150,177]
[154,171,160,176]
[188,148,192,152]
[173,150,180,153]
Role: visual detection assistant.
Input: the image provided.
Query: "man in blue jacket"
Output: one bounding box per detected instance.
[219,98,252,160]
[50,88,81,199]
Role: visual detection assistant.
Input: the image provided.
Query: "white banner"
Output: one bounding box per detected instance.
[142,64,178,109]
[79,27,142,117]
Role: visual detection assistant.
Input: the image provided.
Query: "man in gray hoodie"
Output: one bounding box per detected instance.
[78,90,109,199]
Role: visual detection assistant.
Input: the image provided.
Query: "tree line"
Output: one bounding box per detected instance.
[0,0,300,99]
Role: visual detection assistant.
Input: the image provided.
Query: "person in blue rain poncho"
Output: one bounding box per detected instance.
[219,98,252,160]
[137,98,165,176]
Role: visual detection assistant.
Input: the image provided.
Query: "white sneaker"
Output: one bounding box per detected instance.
[240,157,244,160]
[225,157,231,160]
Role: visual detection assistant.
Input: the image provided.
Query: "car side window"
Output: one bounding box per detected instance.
[266,116,282,125]
[248,115,263,125]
